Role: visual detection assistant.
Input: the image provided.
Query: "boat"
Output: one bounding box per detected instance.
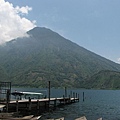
[11,91,44,100]
[22,115,34,119]
[30,115,42,120]
[0,114,41,120]
[0,112,14,119]
[75,116,87,120]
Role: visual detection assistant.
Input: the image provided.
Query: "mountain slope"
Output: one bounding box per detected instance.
[0,27,120,88]
[82,70,120,89]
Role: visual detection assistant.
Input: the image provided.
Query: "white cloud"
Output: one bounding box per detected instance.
[0,0,36,44]
[15,6,32,14]
[117,58,120,63]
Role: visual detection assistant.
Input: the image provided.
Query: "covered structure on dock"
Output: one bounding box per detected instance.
[0,82,11,102]
[11,91,44,100]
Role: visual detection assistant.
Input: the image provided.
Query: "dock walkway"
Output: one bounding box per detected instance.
[1,97,79,115]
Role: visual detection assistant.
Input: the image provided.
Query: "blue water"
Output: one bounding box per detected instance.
[11,88,120,120]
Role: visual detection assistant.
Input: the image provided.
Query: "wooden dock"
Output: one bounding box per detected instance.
[0,82,80,118]
[1,97,79,115]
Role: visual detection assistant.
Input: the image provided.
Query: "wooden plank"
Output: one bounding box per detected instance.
[10,97,78,103]
[75,116,87,120]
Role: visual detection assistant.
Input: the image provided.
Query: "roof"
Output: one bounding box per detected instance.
[11,91,43,96]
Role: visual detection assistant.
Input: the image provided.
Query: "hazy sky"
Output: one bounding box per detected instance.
[2,0,120,63]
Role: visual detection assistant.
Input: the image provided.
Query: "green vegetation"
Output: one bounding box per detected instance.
[81,70,120,89]
[0,27,120,89]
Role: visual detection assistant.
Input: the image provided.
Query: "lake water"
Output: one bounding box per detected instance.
[11,88,120,120]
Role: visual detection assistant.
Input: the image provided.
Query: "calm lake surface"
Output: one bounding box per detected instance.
[11,88,120,120]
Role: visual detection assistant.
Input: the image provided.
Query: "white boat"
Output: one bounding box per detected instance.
[75,116,87,120]
[30,115,42,120]
[11,91,44,100]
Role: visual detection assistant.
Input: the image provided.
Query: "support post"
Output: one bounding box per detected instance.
[69,95,71,103]
[6,89,10,112]
[16,100,19,113]
[76,93,77,98]
[63,95,65,104]
[54,98,57,109]
[70,91,72,98]
[28,97,31,111]
[73,92,75,102]
[65,87,67,97]
[37,100,39,110]
[78,94,79,102]
[48,81,50,110]
[83,92,84,102]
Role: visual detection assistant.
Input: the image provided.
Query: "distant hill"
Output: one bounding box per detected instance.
[0,27,120,88]
[81,70,120,89]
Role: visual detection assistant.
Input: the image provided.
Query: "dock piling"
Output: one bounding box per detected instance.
[65,87,67,97]
[54,98,57,109]
[16,100,19,113]
[28,97,32,111]
[73,92,75,102]
[37,100,39,110]
[63,95,65,104]
[83,92,84,102]
[48,81,51,110]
